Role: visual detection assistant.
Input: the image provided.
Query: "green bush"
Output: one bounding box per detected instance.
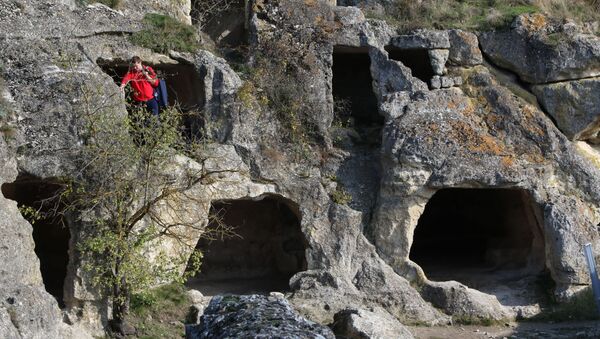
[130,14,200,54]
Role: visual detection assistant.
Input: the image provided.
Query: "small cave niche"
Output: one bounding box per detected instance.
[191,0,248,48]
[187,196,307,295]
[332,46,382,146]
[385,46,434,83]
[410,188,545,285]
[1,176,70,308]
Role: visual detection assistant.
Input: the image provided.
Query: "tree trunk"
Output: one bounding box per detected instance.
[110,273,135,335]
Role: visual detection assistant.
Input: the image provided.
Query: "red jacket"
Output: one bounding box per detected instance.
[121,66,159,102]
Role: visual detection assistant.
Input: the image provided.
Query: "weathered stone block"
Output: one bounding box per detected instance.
[389,30,450,49]
[448,29,482,66]
[430,75,442,89]
[533,78,600,142]
[428,49,449,75]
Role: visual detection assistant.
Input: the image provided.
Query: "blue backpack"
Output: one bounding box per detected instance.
[154,79,168,110]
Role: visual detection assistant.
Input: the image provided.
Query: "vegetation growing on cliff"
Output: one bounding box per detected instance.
[368,0,600,32]
[129,283,191,338]
[58,93,234,335]
[130,14,200,54]
[367,0,536,31]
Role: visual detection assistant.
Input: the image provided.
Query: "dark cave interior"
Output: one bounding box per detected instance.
[410,188,545,284]
[2,176,70,308]
[188,196,307,295]
[385,46,434,83]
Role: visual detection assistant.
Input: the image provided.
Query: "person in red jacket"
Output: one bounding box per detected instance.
[120,56,160,116]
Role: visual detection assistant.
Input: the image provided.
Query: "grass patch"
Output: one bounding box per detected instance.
[533,0,600,25]
[130,14,200,54]
[331,187,352,205]
[530,286,600,322]
[128,283,191,339]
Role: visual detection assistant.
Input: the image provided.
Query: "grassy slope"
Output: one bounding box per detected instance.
[367,0,600,32]
[128,284,192,339]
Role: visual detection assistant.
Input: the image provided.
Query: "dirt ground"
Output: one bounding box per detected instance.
[408,321,600,339]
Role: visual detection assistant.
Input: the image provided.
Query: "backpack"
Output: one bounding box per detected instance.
[143,66,168,111]
[153,78,168,110]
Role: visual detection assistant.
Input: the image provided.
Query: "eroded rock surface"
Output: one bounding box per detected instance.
[480,13,600,84]
[2,1,600,338]
[533,78,600,143]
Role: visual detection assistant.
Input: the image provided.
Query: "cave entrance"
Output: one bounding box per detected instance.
[410,188,545,288]
[1,176,70,308]
[191,0,247,48]
[187,196,307,296]
[98,61,206,112]
[385,46,434,83]
[98,60,206,139]
[332,46,382,146]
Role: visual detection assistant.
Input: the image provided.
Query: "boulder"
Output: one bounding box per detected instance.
[187,295,335,339]
[480,13,600,84]
[428,49,449,75]
[533,78,600,143]
[448,29,482,66]
[332,308,414,339]
[421,281,510,322]
[389,30,450,49]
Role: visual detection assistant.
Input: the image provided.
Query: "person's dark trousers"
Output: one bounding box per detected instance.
[145,98,159,116]
[132,98,159,116]
[130,98,160,146]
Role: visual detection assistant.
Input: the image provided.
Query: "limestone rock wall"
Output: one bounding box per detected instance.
[2,0,600,337]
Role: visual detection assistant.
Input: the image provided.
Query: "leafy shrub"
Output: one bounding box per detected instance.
[130,14,200,54]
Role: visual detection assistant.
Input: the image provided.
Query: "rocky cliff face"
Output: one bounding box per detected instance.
[1,0,600,338]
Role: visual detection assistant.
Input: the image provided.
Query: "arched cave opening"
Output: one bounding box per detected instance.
[410,188,545,287]
[97,60,206,139]
[385,46,434,83]
[187,196,307,295]
[191,0,248,48]
[332,46,382,146]
[1,176,70,308]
